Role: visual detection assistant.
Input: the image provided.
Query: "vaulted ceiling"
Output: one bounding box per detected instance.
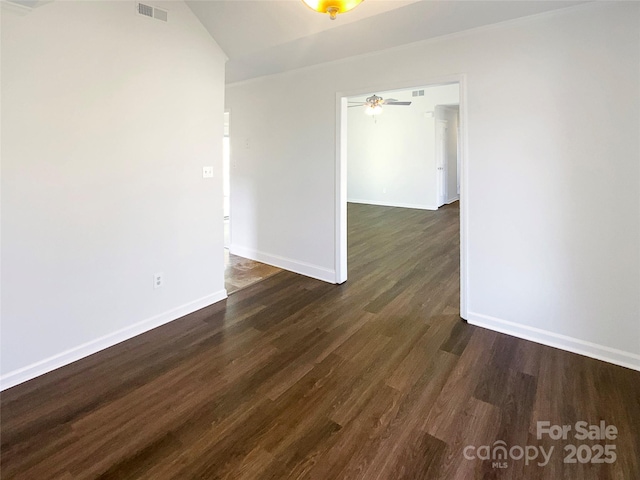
[187,0,586,84]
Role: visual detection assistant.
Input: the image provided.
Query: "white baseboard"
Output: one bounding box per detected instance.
[446,196,460,204]
[229,245,336,284]
[466,311,640,372]
[0,290,228,391]
[347,198,438,211]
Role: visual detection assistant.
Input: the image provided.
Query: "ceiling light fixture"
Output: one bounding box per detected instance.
[301,0,364,20]
[364,104,383,116]
[348,94,411,116]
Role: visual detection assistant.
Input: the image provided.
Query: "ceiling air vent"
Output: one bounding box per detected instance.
[412,90,425,97]
[137,3,153,17]
[137,3,168,22]
[154,8,168,22]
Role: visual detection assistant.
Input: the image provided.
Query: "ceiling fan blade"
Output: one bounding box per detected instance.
[348,105,365,108]
[385,101,412,106]
[382,98,398,103]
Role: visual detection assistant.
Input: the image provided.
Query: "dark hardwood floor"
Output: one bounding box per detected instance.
[2,202,639,479]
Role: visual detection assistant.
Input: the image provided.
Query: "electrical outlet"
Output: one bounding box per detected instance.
[203,166,214,178]
[154,273,163,289]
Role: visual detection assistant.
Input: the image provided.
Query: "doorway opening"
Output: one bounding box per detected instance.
[223,111,231,248]
[336,76,468,318]
[223,111,282,294]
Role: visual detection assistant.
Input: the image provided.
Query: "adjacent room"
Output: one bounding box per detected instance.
[346,83,460,211]
[1,1,639,478]
[344,83,462,320]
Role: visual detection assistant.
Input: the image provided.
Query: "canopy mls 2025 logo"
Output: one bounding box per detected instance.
[463,421,618,469]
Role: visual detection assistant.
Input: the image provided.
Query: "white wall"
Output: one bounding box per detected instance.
[1,1,227,387]
[347,85,459,210]
[226,2,640,369]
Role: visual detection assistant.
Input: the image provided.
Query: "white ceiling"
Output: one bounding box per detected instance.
[4,0,52,8]
[348,83,455,103]
[186,0,422,59]
[186,0,587,83]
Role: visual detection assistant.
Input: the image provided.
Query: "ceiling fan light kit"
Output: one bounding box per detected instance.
[365,104,383,116]
[349,94,412,115]
[301,0,364,20]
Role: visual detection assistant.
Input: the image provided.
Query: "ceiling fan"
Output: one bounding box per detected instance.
[348,94,412,115]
